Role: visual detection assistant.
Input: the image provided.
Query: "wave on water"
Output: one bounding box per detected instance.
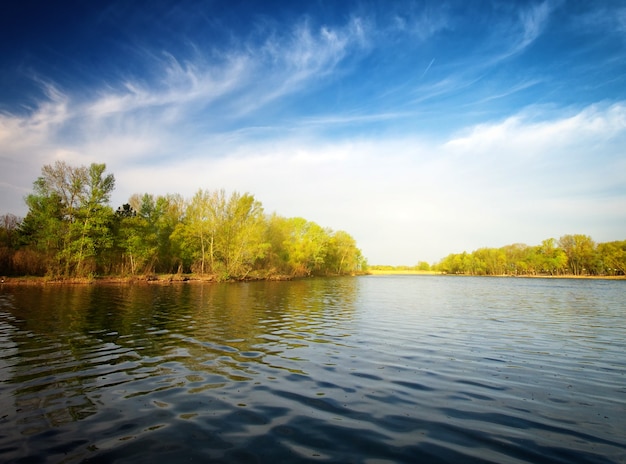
[0,278,624,463]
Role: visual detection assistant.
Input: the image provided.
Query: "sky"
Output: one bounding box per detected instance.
[1,0,625,265]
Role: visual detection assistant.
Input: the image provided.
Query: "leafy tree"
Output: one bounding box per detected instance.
[536,238,567,275]
[172,189,217,275]
[596,241,626,276]
[171,190,266,278]
[70,163,116,276]
[559,234,596,275]
[416,261,431,271]
[0,213,21,275]
[19,178,66,274]
[432,235,626,277]
[118,193,185,274]
[326,230,364,274]
[261,214,292,273]
[115,203,157,275]
[220,191,266,278]
[281,218,330,276]
[19,161,115,277]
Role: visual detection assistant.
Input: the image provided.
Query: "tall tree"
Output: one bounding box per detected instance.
[173,189,214,274]
[220,192,266,277]
[115,203,157,275]
[326,230,364,274]
[0,213,21,275]
[70,163,116,276]
[19,161,115,277]
[596,241,626,276]
[172,190,265,278]
[559,234,596,275]
[282,218,330,276]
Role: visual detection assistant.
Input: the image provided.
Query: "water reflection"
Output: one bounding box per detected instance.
[0,276,624,463]
[0,279,359,439]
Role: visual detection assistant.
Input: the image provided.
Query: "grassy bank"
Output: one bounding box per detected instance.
[367,269,442,276]
[0,273,297,286]
[366,270,625,279]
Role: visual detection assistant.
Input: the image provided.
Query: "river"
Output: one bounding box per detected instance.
[0,276,624,463]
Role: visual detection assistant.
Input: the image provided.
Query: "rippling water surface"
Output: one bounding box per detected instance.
[0,276,624,463]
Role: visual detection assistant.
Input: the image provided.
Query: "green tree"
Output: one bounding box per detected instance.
[326,230,365,274]
[596,241,626,276]
[261,214,291,274]
[19,161,115,277]
[171,189,213,274]
[0,213,21,275]
[115,203,157,275]
[171,190,265,278]
[122,193,185,274]
[536,238,567,275]
[416,261,431,272]
[220,191,266,277]
[559,234,596,275]
[282,218,330,276]
[69,163,116,276]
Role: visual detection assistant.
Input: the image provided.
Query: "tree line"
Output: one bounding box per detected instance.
[433,236,626,276]
[0,161,366,280]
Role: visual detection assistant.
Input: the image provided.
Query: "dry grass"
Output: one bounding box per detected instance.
[367,269,441,276]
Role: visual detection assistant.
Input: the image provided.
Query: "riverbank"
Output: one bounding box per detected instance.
[0,273,296,286]
[366,270,625,279]
[2,271,624,285]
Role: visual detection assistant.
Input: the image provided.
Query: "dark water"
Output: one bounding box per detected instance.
[0,276,624,463]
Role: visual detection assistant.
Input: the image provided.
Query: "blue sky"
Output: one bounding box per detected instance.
[1,0,625,265]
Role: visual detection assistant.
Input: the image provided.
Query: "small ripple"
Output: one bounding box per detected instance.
[350,372,383,381]
[456,378,508,391]
[274,390,356,417]
[391,380,435,392]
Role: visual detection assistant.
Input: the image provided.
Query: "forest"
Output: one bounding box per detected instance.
[0,162,366,280]
[368,234,626,277]
[433,236,626,277]
[369,236,625,277]
[1,162,624,281]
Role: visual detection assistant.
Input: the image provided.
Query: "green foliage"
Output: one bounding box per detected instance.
[171,189,268,278]
[597,241,626,276]
[14,162,621,281]
[18,161,115,277]
[11,161,364,279]
[0,214,22,275]
[115,193,184,275]
[417,261,431,271]
[434,235,624,277]
[171,195,364,279]
[260,216,365,277]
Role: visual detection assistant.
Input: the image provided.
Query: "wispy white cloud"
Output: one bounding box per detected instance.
[575,6,626,38]
[76,16,369,128]
[445,102,626,157]
[101,101,625,263]
[392,4,452,41]
[514,1,554,54]
[453,0,557,73]
[0,15,370,208]
[233,16,368,114]
[394,2,557,112]
[1,3,625,265]
[0,83,69,142]
[2,80,625,264]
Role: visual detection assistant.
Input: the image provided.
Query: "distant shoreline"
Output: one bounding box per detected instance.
[367,270,441,276]
[1,272,624,286]
[367,270,626,279]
